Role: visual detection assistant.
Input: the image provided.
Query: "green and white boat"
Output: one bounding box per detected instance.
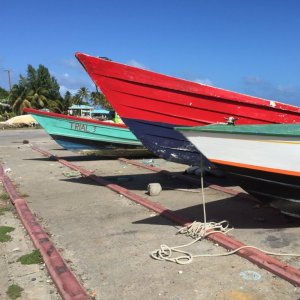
[176,123,300,215]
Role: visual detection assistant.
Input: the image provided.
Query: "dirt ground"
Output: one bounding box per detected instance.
[1,128,300,300]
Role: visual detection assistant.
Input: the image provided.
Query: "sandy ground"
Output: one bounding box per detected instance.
[1,128,300,300]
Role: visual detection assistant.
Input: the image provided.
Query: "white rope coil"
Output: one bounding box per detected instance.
[150,220,233,264]
[150,156,300,265]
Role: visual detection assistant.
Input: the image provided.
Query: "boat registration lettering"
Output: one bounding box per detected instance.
[70,122,96,133]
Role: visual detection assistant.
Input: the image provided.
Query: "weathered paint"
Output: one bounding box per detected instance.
[24,108,142,151]
[75,52,300,165]
[178,123,300,137]
[177,126,300,203]
[123,117,208,165]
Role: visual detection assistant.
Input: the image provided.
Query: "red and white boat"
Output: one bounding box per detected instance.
[76,52,300,165]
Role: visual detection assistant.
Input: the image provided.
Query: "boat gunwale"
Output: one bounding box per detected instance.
[23,108,128,129]
[175,124,300,137]
[75,52,300,114]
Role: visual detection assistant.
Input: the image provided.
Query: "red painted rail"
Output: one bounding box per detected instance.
[31,146,300,286]
[0,164,89,300]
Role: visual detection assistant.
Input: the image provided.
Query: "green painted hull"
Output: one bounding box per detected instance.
[177,123,300,137]
[28,110,143,151]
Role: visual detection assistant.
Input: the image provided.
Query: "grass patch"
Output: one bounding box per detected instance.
[6,284,23,299]
[17,249,43,265]
[0,226,14,242]
[0,206,12,215]
[0,191,13,215]
[0,192,10,201]
[19,193,29,198]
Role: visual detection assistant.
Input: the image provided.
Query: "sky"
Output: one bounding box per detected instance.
[1,0,300,106]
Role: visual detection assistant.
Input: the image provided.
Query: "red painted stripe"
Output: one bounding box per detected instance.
[32,146,300,286]
[0,165,89,300]
[23,107,128,128]
[75,52,300,127]
[210,158,300,177]
[75,53,300,113]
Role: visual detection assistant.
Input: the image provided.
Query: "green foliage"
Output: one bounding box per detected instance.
[9,65,62,115]
[0,207,12,215]
[0,192,10,201]
[3,63,112,117]
[48,91,74,114]
[0,226,14,242]
[90,91,112,109]
[6,284,23,299]
[17,249,44,265]
[74,87,90,105]
[0,86,9,99]
[0,86,11,114]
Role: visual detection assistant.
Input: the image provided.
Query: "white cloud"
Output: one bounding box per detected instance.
[61,58,81,69]
[54,71,93,91]
[60,85,78,96]
[243,76,264,84]
[277,84,294,93]
[127,59,148,70]
[242,76,299,104]
[194,78,213,86]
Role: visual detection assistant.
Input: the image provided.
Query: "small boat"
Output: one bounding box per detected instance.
[23,108,144,151]
[176,123,300,214]
[75,52,300,165]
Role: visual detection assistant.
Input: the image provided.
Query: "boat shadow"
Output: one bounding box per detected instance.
[132,196,300,230]
[25,152,157,162]
[60,173,300,230]
[59,170,203,190]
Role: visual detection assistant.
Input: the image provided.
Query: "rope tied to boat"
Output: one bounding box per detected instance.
[150,155,235,264]
[150,156,300,265]
[150,220,233,264]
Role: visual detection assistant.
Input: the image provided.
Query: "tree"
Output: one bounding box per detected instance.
[25,87,49,108]
[90,91,112,110]
[9,64,62,114]
[49,91,73,114]
[0,87,9,100]
[75,87,90,106]
[9,83,29,115]
[0,87,10,115]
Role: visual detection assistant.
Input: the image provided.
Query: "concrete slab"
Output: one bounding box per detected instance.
[1,129,300,299]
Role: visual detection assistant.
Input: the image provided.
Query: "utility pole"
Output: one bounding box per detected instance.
[4,69,12,91]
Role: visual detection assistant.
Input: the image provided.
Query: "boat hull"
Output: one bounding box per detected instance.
[123,118,208,165]
[211,163,300,203]
[24,108,143,151]
[75,52,300,165]
[50,134,142,151]
[177,124,300,204]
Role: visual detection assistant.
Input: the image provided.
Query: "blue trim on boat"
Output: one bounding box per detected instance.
[122,118,209,165]
[51,134,144,151]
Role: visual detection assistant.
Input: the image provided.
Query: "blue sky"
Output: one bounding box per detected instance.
[1,0,300,105]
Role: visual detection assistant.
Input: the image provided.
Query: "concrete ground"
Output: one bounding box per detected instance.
[1,128,300,300]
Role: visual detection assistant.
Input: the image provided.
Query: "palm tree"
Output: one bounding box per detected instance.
[9,84,30,115]
[75,87,90,106]
[25,87,49,109]
[90,91,101,106]
[90,91,112,110]
[9,85,50,114]
[50,91,72,114]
